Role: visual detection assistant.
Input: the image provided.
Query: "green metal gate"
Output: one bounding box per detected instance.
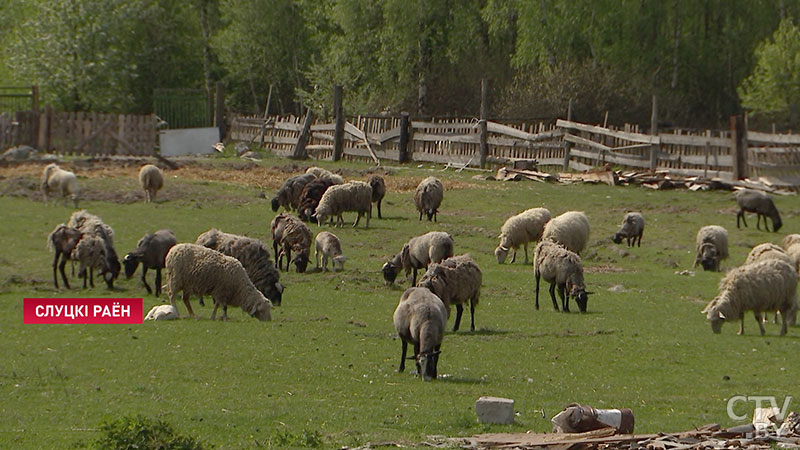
[0,86,37,112]
[153,88,212,129]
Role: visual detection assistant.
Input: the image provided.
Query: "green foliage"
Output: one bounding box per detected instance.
[90,415,203,450]
[267,427,323,448]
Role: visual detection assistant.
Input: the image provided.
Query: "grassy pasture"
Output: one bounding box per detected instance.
[1,155,799,449]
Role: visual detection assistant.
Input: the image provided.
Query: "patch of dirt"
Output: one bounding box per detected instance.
[584,264,628,273]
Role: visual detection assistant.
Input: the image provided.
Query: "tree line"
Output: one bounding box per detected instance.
[2,0,800,130]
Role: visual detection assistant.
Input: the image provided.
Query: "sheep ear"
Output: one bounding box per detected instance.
[718,311,726,320]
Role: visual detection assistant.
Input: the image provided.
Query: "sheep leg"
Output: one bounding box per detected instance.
[558,284,570,312]
[549,282,560,311]
[413,342,422,375]
[738,316,745,335]
[756,214,763,231]
[211,302,218,320]
[366,204,371,228]
[273,240,280,268]
[154,269,161,297]
[377,199,382,219]
[399,340,408,372]
[88,266,94,288]
[411,268,418,286]
[779,309,788,336]
[637,231,643,247]
[737,210,746,228]
[141,267,153,295]
[418,211,423,221]
[754,311,766,335]
[469,295,477,331]
[353,212,361,228]
[182,292,196,318]
[523,243,529,265]
[453,303,464,332]
[81,265,88,289]
[322,254,328,272]
[284,247,292,271]
[534,271,541,310]
[221,305,228,321]
[509,248,516,264]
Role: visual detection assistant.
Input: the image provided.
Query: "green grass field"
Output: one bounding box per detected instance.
[1,156,799,449]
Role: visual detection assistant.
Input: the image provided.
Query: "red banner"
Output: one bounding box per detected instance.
[24,298,143,324]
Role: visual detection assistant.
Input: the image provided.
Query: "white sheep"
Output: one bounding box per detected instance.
[67,210,121,288]
[693,225,729,272]
[785,244,800,273]
[414,176,444,221]
[541,211,590,254]
[382,231,454,286]
[306,166,345,184]
[314,231,346,272]
[144,304,178,321]
[781,234,800,250]
[123,229,178,297]
[744,243,794,266]
[164,243,272,321]
[41,163,79,208]
[612,212,645,247]
[534,240,589,313]
[138,164,164,203]
[368,175,386,219]
[494,207,551,264]
[271,213,313,273]
[735,189,782,232]
[314,181,373,228]
[393,287,447,381]
[417,254,482,332]
[702,259,797,335]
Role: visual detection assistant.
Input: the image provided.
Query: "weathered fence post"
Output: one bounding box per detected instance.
[649,95,659,170]
[215,81,225,140]
[259,84,273,148]
[730,114,748,180]
[293,107,315,160]
[479,78,489,168]
[333,85,344,161]
[398,112,410,163]
[562,98,573,171]
[31,85,39,112]
[37,105,51,150]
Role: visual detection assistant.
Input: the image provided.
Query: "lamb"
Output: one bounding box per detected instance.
[541,211,590,254]
[71,234,109,288]
[306,166,345,185]
[67,210,120,288]
[393,287,447,381]
[693,225,729,272]
[314,181,372,228]
[494,207,551,264]
[47,224,108,289]
[164,243,272,321]
[138,164,164,203]
[271,173,316,212]
[196,228,284,305]
[270,213,312,273]
[744,243,794,267]
[414,176,444,221]
[735,189,782,232]
[297,178,337,222]
[123,229,178,297]
[382,231,454,286]
[417,254,482,332]
[368,175,386,219]
[314,231,346,272]
[41,163,79,208]
[144,304,178,321]
[612,212,645,247]
[702,259,797,335]
[534,240,589,313]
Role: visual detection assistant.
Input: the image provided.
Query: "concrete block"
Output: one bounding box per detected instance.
[476,396,514,424]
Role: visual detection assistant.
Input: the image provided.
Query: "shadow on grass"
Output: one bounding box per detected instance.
[447,328,512,337]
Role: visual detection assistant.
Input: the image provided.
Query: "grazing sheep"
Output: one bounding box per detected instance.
[735,189,782,232]
[314,231,346,272]
[702,259,797,335]
[382,231,454,286]
[534,240,589,313]
[368,175,386,219]
[785,244,800,273]
[782,234,800,250]
[41,163,79,208]
[123,229,178,297]
[693,225,729,272]
[196,228,284,306]
[144,304,178,321]
[71,234,108,289]
[314,181,372,228]
[744,243,794,266]
[270,213,312,273]
[47,224,84,289]
[164,243,272,321]
[306,166,345,184]
[271,173,316,212]
[138,164,164,203]
[393,287,447,381]
[541,211,590,254]
[67,210,120,288]
[297,178,337,222]
[494,207,551,264]
[417,254,482,332]
[612,212,645,247]
[414,176,444,221]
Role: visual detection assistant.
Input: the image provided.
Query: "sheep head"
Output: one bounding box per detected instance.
[567,279,588,313]
[382,261,399,285]
[417,349,440,381]
[268,282,284,307]
[122,253,140,278]
[698,243,719,271]
[611,233,624,244]
[293,252,309,273]
[706,306,724,334]
[270,197,280,212]
[249,297,272,321]
[332,255,347,271]
[494,245,509,264]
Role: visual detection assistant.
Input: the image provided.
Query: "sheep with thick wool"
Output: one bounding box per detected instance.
[534,240,589,313]
[541,211,590,254]
[48,224,108,289]
[138,164,163,203]
[368,175,386,219]
[744,243,794,266]
[735,189,782,232]
[495,207,551,264]
[417,254,481,332]
[41,163,79,208]
[271,213,313,273]
[703,259,797,335]
[164,243,272,321]
[314,231,346,272]
[693,225,729,272]
[271,173,316,212]
[382,231,454,286]
[393,287,447,381]
[196,228,284,306]
[123,229,177,297]
[612,212,645,247]
[306,166,345,185]
[414,176,444,221]
[782,234,800,250]
[70,234,108,289]
[314,181,373,228]
[67,210,120,288]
